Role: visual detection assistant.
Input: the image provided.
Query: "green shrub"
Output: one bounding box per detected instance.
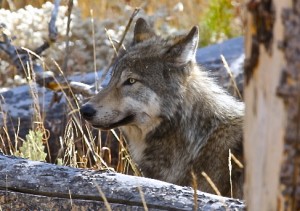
[18,130,47,161]
[199,0,241,46]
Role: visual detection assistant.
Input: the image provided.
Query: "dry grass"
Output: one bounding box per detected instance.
[221,54,242,99]
[191,170,198,211]
[201,172,221,196]
[94,182,112,211]
[137,185,148,211]
[0,57,136,173]
[0,2,141,173]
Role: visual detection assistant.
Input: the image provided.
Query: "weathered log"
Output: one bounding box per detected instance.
[0,154,245,210]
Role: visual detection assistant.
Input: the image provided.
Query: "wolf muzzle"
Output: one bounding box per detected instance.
[80,104,96,120]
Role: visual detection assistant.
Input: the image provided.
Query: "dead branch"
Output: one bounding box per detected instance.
[0,0,60,71]
[0,154,245,210]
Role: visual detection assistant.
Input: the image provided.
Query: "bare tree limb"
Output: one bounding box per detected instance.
[0,1,60,72]
[99,8,140,84]
[62,0,73,74]
[48,0,61,42]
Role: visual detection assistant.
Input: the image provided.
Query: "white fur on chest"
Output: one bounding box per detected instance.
[121,126,147,163]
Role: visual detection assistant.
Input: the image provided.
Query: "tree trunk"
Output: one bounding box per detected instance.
[244,0,300,210]
[0,154,245,210]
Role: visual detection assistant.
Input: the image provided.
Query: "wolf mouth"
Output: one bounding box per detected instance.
[92,114,135,130]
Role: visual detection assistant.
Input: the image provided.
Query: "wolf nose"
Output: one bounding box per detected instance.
[80,104,96,120]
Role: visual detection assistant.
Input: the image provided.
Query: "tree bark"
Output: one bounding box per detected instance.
[244,0,300,210]
[0,154,245,210]
[278,1,300,209]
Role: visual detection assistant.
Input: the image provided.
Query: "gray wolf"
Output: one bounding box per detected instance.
[80,18,244,198]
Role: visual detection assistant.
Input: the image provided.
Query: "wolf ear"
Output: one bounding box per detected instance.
[133,18,156,44]
[165,26,199,64]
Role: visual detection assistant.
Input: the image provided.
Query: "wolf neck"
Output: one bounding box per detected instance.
[174,66,244,150]
[121,119,161,162]
[121,65,244,181]
[150,66,244,147]
[184,66,244,123]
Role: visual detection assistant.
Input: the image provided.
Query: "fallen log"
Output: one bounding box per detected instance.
[0,154,245,210]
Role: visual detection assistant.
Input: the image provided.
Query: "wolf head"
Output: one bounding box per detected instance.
[80,18,199,131]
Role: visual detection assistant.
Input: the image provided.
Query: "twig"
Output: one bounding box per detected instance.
[230,152,244,169]
[105,28,118,56]
[98,8,140,84]
[0,0,61,71]
[137,185,148,211]
[35,0,60,55]
[117,8,140,50]
[221,54,242,99]
[201,171,221,196]
[93,182,112,211]
[228,150,244,199]
[34,42,50,56]
[90,9,99,92]
[5,0,16,11]
[0,31,28,70]
[68,189,73,207]
[191,171,198,211]
[48,0,60,42]
[62,0,73,74]
[228,149,233,198]
[1,0,93,99]
[33,0,60,55]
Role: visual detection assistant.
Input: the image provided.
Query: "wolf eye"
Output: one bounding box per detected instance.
[124,78,136,85]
